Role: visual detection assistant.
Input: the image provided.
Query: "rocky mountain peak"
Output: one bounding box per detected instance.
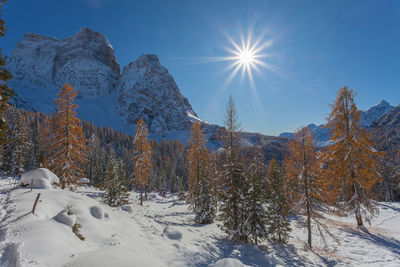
[118,54,198,135]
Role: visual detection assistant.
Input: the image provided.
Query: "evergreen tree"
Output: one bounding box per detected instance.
[284,127,335,248]
[27,112,42,170]
[218,96,248,242]
[51,84,87,189]
[3,109,30,175]
[177,175,186,201]
[324,86,381,226]
[159,172,167,198]
[187,121,215,224]
[133,119,152,206]
[0,0,14,146]
[245,147,268,245]
[102,156,129,207]
[266,159,291,243]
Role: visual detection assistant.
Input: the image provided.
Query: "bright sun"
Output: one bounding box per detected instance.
[238,49,255,65]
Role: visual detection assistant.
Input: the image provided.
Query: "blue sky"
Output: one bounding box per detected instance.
[3,0,400,135]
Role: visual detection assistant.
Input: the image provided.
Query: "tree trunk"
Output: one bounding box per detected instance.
[140,187,143,206]
[61,179,65,189]
[145,189,148,200]
[356,214,363,226]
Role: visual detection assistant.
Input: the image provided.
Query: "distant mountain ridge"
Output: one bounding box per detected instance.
[279,99,394,146]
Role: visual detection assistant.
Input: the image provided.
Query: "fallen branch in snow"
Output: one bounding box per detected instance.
[32,193,41,214]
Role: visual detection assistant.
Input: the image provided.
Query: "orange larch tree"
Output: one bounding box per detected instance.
[285,127,336,248]
[324,86,381,226]
[51,84,87,189]
[187,121,215,224]
[133,119,152,206]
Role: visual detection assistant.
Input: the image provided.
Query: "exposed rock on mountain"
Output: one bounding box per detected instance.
[7,28,120,99]
[117,54,198,135]
[370,105,400,153]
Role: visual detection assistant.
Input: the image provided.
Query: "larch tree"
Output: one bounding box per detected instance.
[245,147,268,245]
[0,0,14,146]
[187,121,215,224]
[325,86,381,226]
[284,127,336,248]
[51,84,87,189]
[266,159,291,243]
[218,96,248,242]
[133,119,152,206]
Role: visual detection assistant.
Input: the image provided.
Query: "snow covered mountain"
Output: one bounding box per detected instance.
[370,104,400,152]
[6,28,201,137]
[117,54,197,135]
[279,100,394,146]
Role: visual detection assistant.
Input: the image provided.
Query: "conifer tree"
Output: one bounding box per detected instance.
[159,172,167,198]
[284,127,335,248]
[245,147,268,245]
[325,86,381,226]
[27,112,42,170]
[51,84,87,189]
[219,96,248,242]
[3,109,30,175]
[177,176,186,201]
[266,159,291,243]
[187,121,215,224]
[133,119,152,206]
[102,156,129,207]
[0,0,14,146]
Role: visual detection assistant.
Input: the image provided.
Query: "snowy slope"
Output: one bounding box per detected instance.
[0,175,399,266]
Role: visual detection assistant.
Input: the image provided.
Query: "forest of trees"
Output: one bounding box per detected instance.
[0,78,399,247]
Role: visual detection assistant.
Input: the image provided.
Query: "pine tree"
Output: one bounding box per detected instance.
[133,119,152,206]
[324,86,381,226]
[245,147,268,245]
[102,156,129,207]
[159,172,167,198]
[51,84,87,189]
[177,175,186,201]
[266,159,291,243]
[218,96,248,242]
[3,109,30,175]
[0,0,14,146]
[284,127,335,248]
[27,112,42,170]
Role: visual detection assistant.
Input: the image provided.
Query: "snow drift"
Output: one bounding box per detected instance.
[20,168,59,189]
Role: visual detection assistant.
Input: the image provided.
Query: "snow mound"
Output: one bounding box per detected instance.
[120,205,133,213]
[208,258,245,267]
[163,227,182,240]
[80,178,90,184]
[90,205,104,219]
[53,209,77,227]
[20,168,59,189]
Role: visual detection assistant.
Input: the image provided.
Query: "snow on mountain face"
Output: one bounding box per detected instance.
[279,100,394,147]
[361,99,394,127]
[117,54,198,135]
[6,28,204,137]
[7,28,120,99]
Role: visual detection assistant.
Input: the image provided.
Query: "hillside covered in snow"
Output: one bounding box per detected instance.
[0,174,399,267]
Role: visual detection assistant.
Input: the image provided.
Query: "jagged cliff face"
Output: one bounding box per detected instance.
[118,54,197,135]
[6,28,201,137]
[7,28,120,98]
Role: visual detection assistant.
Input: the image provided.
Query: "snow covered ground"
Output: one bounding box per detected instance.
[0,174,399,267]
